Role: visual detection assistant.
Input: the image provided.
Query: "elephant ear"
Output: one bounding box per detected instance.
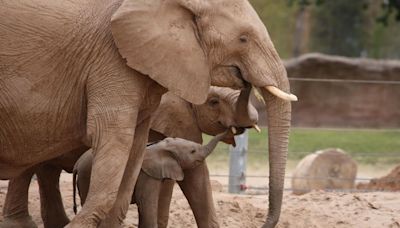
[142,148,184,181]
[150,92,202,143]
[111,0,210,105]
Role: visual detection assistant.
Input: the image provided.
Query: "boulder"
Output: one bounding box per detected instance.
[292,148,357,195]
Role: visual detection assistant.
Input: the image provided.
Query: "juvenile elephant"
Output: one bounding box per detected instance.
[73,132,228,228]
[1,0,297,227]
[0,86,257,228]
[149,86,258,228]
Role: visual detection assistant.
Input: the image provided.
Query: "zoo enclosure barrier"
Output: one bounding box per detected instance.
[211,137,400,195]
[213,77,400,195]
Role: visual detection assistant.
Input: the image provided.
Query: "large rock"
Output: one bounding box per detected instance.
[292,148,357,195]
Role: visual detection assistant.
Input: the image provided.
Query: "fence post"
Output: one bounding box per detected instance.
[228,130,248,194]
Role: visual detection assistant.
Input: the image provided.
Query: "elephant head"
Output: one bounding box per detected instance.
[149,86,258,145]
[141,131,228,181]
[193,86,258,144]
[193,87,258,135]
[111,0,297,226]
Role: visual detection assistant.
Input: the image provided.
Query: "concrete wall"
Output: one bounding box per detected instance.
[254,53,400,128]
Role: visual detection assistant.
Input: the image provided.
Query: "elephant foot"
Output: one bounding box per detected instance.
[65,222,93,228]
[65,214,99,228]
[65,220,97,228]
[98,217,122,228]
[0,216,38,228]
[262,219,279,228]
[43,217,70,228]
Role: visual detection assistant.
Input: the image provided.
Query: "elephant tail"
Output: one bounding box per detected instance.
[73,169,78,214]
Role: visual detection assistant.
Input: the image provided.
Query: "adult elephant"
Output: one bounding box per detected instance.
[0,0,297,227]
[1,86,258,228]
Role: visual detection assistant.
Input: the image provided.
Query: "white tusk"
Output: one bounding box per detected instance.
[253,125,261,133]
[252,86,265,104]
[231,126,237,134]
[265,86,298,101]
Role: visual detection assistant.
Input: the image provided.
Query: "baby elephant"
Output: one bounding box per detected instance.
[73,131,229,228]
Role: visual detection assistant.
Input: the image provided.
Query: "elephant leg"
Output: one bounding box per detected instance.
[0,169,37,228]
[99,114,153,227]
[135,173,162,228]
[75,153,93,206]
[36,165,69,228]
[67,113,139,227]
[66,72,142,228]
[157,180,175,228]
[178,162,219,228]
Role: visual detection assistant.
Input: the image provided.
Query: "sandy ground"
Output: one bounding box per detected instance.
[0,173,399,228]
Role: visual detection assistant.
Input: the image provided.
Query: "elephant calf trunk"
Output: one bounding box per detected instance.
[202,130,230,157]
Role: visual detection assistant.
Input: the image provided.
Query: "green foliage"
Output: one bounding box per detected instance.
[374,0,400,25]
[287,0,324,7]
[248,0,400,59]
[291,0,400,25]
[249,0,298,58]
[288,128,400,161]
[310,0,368,57]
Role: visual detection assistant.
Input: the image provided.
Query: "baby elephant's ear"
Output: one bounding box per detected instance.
[142,149,184,181]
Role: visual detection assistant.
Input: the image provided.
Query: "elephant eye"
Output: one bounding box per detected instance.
[191,149,196,154]
[239,35,248,43]
[208,98,219,107]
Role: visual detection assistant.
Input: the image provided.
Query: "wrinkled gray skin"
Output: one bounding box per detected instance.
[74,132,228,228]
[1,0,293,227]
[0,86,257,228]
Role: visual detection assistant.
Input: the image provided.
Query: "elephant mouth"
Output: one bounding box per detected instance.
[230,65,244,80]
[214,64,247,89]
[223,64,298,102]
[220,126,245,147]
[220,125,261,147]
[228,64,249,88]
[221,135,236,146]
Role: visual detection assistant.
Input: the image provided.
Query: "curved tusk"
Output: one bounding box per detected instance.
[230,126,237,134]
[265,86,298,101]
[253,125,261,133]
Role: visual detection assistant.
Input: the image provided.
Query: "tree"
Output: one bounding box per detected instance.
[310,0,368,57]
[377,0,400,25]
[289,0,400,25]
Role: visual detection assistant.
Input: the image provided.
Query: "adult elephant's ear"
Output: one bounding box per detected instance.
[111,0,210,105]
[142,148,184,181]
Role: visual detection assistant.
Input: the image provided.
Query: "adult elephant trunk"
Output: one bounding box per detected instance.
[239,34,296,227]
[259,78,292,228]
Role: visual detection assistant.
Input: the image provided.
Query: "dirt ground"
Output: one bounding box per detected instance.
[0,174,399,228]
[357,165,400,191]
